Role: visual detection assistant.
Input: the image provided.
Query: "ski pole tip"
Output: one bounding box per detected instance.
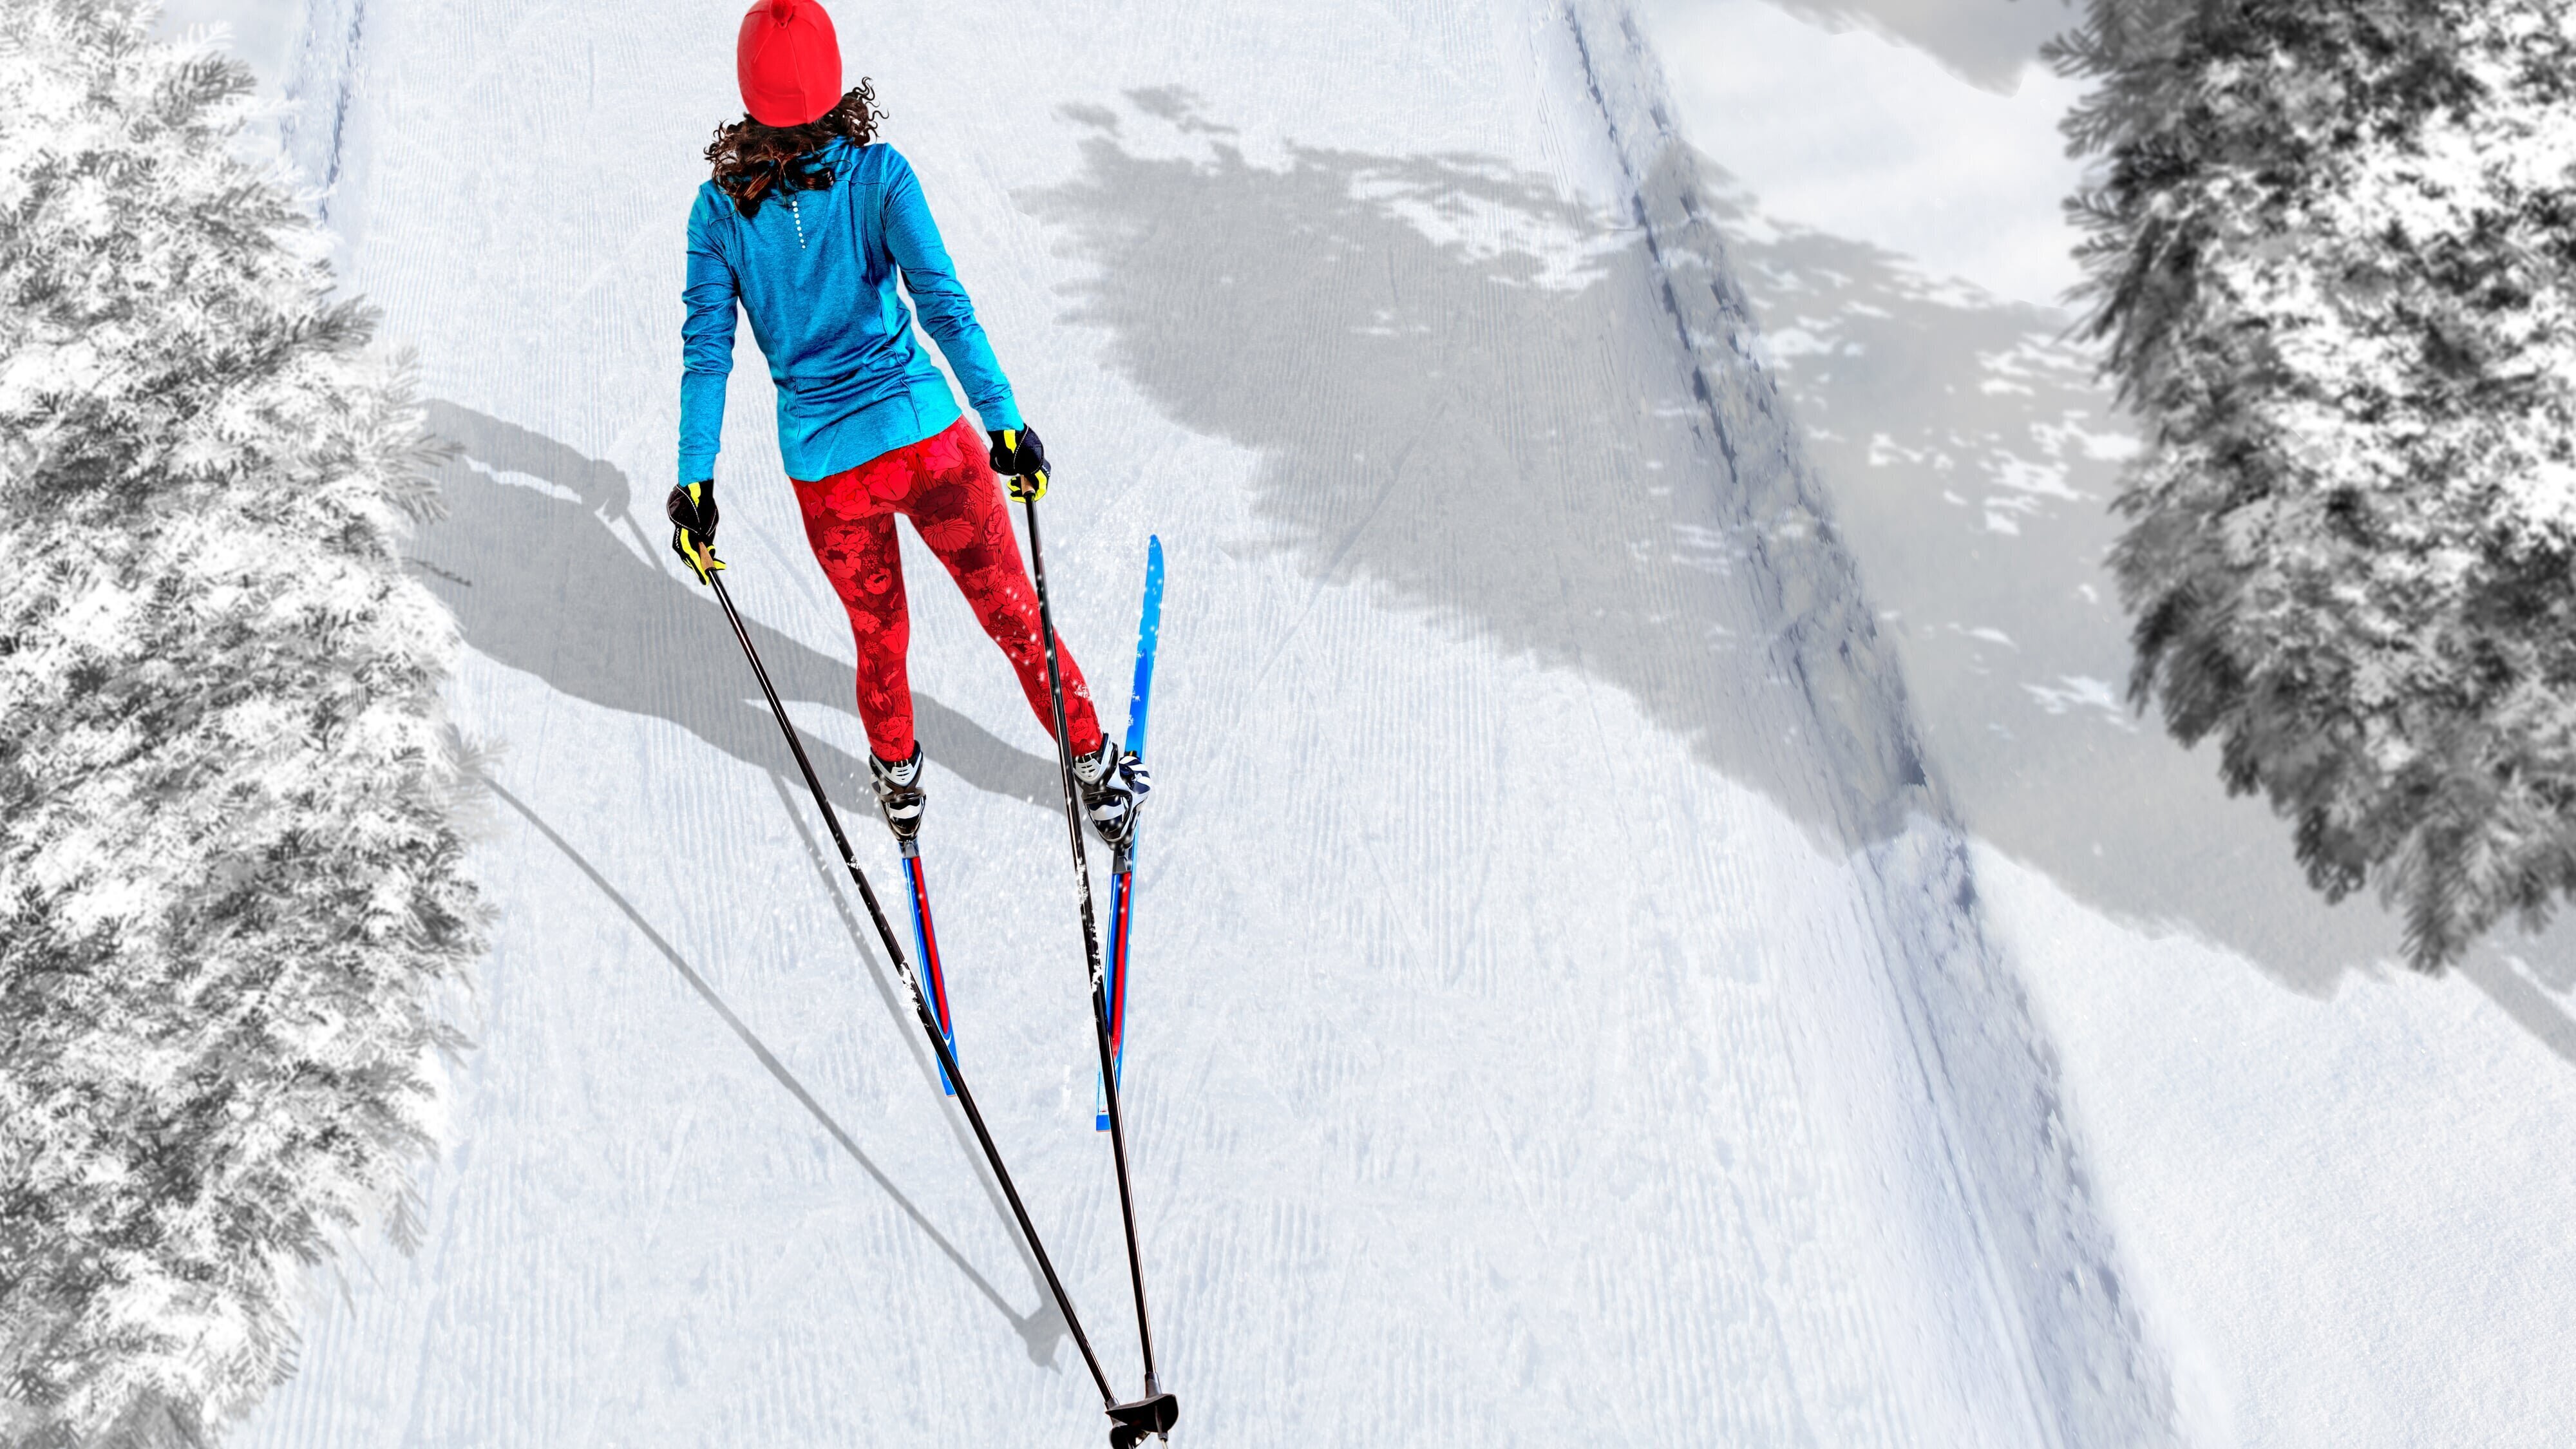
[1106,1390,1178,1447]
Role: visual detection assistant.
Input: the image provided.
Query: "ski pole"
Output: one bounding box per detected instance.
[1018,493,1179,1447]
[697,566,1128,1420]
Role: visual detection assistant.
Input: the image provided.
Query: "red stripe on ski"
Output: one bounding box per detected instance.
[905,854,952,1039]
[1108,867,1134,1054]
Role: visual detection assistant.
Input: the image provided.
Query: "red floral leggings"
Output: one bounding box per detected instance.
[793,417,1103,764]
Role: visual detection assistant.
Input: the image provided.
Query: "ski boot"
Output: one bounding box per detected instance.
[870,744,925,842]
[1073,737,1151,848]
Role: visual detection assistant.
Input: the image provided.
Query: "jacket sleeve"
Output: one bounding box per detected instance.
[880,150,1024,433]
[677,187,737,484]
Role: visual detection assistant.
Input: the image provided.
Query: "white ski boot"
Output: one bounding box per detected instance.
[1073,738,1150,848]
[870,744,925,842]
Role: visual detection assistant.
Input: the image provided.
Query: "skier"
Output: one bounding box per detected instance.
[668,0,1146,846]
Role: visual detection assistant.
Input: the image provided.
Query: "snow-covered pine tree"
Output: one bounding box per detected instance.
[2050,0,2576,970]
[0,3,484,1443]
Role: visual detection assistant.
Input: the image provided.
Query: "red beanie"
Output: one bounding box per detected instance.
[737,0,842,128]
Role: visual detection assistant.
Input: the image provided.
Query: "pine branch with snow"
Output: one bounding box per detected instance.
[0,3,485,1443]
[2051,0,2576,969]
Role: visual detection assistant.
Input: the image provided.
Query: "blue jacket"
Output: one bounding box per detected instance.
[677,140,1022,484]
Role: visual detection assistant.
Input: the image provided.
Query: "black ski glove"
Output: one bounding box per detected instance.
[668,479,726,585]
[988,426,1050,502]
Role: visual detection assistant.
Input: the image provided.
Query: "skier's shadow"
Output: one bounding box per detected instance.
[484,775,1066,1365]
[421,406,1073,1361]
[413,401,1059,812]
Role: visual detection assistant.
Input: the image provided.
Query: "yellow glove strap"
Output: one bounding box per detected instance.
[999,431,1048,501]
[677,482,725,583]
[684,535,726,584]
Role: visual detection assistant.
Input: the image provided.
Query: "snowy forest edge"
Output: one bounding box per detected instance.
[2,3,486,1445]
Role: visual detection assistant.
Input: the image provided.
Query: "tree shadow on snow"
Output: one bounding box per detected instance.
[1023,92,2576,1053]
[1027,95,1863,852]
[413,401,1061,813]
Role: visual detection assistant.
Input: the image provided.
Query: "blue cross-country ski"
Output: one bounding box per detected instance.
[1098,536,1164,1130]
[899,842,958,1095]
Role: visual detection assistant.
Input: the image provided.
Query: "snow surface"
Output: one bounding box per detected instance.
[1638,0,2090,308]
[1635,2,2576,1443]
[155,0,2576,1444]
[159,0,2183,1444]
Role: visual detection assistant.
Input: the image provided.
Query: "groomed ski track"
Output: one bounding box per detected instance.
[240,2,2180,1446]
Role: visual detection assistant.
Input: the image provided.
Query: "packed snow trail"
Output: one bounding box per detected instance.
[233,1,2177,1445]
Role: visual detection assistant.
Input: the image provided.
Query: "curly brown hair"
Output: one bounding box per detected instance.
[704,81,885,217]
